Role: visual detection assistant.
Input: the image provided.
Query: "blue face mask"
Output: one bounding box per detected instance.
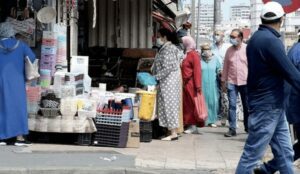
[230,38,239,46]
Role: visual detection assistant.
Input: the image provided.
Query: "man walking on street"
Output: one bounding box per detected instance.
[211,30,231,65]
[236,2,300,174]
[221,29,249,137]
[285,29,300,163]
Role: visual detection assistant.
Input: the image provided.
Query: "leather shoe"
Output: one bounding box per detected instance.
[253,167,267,174]
[224,129,236,137]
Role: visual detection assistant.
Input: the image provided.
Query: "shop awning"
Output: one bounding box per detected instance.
[152,11,176,31]
[153,0,190,28]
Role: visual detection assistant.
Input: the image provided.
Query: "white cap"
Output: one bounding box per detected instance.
[261,2,285,21]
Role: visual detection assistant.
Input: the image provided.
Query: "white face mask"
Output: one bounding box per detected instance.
[214,35,222,43]
[230,38,239,46]
[156,38,164,47]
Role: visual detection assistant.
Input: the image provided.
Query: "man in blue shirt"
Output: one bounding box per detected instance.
[236,2,300,174]
[286,29,300,162]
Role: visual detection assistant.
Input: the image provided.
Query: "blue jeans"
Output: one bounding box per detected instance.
[227,83,249,131]
[236,107,294,174]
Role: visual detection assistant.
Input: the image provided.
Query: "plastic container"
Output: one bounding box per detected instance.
[60,119,74,132]
[140,121,152,132]
[93,122,129,148]
[78,110,96,119]
[136,91,156,121]
[40,108,60,117]
[95,111,123,126]
[76,133,92,146]
[47,117,61,132]
[60,98,77,116]
[27,102,40,114]
[42,100,60,108]
[140,131,152,143]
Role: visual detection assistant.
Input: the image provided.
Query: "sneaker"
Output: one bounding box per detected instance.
[14,140,32,147]
[0,141,7,146]
[224,129,237,137]
[208,123,217,128]
[184,126,197,134]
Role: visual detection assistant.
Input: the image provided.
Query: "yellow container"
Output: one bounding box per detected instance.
[136,91,156,121]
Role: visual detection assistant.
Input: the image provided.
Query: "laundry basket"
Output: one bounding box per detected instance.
[136,91,156,121]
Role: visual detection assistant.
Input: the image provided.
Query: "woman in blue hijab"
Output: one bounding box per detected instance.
[0,22,35,146]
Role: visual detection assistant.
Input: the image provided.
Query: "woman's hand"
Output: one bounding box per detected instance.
[196,87,202,94]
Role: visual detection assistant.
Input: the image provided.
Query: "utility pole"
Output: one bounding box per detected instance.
[191,0,196,39]
[213,0,222,32]
[196,0,201,49]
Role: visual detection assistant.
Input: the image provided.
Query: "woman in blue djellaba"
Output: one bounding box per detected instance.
[0,22,35,146]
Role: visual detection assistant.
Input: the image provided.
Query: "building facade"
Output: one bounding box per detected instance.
[231,4,250,21]
[250,0,300,33]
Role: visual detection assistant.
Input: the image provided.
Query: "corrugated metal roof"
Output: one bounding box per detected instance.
[88,0,152,48]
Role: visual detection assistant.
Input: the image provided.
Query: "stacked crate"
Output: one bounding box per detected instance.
[40,31,57,76]
[94,110,129,147]
[56,34,67,72]
[140,121,152,142]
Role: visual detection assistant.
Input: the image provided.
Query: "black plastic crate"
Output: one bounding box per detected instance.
[93,122,129,148]
[140,131,152,143]
[140,121,152,132]
[76,133,92,146]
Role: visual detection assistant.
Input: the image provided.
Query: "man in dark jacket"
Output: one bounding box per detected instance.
[236,2,300,174]
[286,29,300,161]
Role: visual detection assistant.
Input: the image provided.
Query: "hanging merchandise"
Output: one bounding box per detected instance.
[39,69,51,88]
[37,6,56,24]
[54,24,68,72]
[41,31,58,76]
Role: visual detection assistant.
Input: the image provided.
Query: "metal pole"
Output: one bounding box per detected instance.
[196,0,201,49]
[191,0,196,39]
[214,0,221,32]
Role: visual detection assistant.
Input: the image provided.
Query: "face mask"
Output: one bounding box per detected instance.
[230,38,239,46]
[201,50,211,58]
[156,38,164,47]
[214,35,222,43]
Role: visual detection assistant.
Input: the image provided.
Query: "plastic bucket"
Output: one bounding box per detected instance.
[136,91,156,121]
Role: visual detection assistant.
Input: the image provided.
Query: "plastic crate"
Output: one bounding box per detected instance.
[27,102,40,114]
[95,111,123,126]
[40,108,60,117]
[93,122,129,148]
[140,131,152,143]
[76,133,92,146]
[140,121,152,132]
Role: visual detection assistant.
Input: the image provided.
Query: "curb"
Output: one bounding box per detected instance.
[0,167,159,174]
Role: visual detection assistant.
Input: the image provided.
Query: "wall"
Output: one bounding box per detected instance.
[88,0,153,49]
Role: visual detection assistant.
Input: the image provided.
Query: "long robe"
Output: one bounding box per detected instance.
[201,56,221,125]
[181,50,202,126]
[152,42,182,129]
[0,38,35,140]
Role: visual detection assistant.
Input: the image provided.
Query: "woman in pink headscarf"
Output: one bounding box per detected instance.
[181,36,203,134]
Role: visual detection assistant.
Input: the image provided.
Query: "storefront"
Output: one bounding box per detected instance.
[0,0,187,147]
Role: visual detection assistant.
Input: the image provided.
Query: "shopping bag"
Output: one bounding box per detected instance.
[25,56,40,81]
[194,92,208,122]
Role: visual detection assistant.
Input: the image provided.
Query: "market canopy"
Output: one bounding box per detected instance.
[262,0,300,13]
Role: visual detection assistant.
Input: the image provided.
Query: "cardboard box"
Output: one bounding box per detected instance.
[126,119,140,148]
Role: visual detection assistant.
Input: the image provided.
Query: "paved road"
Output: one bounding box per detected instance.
[0,121,299,174]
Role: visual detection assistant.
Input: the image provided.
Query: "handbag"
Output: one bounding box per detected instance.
[194,92,208,123]
[25,56,40,81]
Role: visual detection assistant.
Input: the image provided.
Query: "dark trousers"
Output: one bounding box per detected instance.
[294,123,300,161]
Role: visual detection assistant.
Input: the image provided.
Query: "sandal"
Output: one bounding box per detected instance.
[161,136,178,141]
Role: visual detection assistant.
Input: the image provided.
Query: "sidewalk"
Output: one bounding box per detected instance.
[0,123,299,174]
